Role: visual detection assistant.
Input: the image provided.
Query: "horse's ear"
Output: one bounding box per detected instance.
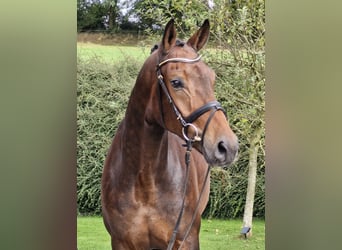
[187,19,210,51]
[161,19,177,54]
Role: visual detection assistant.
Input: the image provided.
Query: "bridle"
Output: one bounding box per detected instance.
[156,54,226,146]
[156,54,226,249]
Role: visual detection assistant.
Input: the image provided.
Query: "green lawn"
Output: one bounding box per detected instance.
[76,43,236,68]
[77,43,149,64]
[77,216,264,250]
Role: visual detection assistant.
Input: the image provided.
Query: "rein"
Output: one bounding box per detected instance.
[156,54,225,249]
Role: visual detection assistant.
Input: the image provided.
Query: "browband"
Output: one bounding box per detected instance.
[158,55,202,68]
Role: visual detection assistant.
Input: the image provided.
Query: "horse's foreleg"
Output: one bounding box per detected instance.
[110,238,126,250]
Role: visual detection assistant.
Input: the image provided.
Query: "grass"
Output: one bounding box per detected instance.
[77,43,149,64]
[200,219,265,250]
[77,216,265,249]
[77,216,111,250]
[76,42,236,71]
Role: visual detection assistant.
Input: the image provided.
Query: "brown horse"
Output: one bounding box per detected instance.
[101,19,238,250]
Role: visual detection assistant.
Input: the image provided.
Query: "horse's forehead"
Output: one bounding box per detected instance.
[169,43,196,57]
[168,46,205,66]
[160,43,214,78]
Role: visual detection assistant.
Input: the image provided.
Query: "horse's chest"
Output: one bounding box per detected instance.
[116,200,179,244]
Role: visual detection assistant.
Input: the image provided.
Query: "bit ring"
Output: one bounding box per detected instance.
[182,123,201,142]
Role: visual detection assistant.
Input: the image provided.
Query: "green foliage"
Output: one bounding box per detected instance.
[77,55,141,214]
[201,0,265,219]
[132,0,209,36]
[77,0,108,31]
[204,166,265,219]
[209,0,265,133]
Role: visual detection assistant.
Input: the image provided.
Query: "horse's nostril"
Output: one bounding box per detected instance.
[218,141,228,154]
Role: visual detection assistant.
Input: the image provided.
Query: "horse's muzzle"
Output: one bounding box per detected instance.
[204,134,239,166]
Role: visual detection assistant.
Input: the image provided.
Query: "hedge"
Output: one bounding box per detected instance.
[77,54,264,218]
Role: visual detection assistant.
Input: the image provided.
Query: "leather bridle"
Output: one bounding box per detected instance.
[156,54,226,249]
[156,55,226,145]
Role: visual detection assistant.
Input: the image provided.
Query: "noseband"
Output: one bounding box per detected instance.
[156,55,226,145]
[156,54,226,249]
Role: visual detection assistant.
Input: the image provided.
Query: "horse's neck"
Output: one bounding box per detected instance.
[120,114,169,196]
[121,59,167,174]
[119,54,186,194]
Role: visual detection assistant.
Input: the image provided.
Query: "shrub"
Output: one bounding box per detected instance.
[77,53,264,218]
[77,56,141,214]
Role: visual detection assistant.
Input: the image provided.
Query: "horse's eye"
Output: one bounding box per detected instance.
[170,79,183,89]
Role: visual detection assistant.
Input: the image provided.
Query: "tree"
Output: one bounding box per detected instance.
[103,0,119,31]
[77,0,108,31]
[131,0,209,34]
[209,0,265,236]
[77,0,121,32]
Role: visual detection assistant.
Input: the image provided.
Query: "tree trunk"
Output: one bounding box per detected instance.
[108,5,114,31]
[108,1,118,31]
[242,126,263,237]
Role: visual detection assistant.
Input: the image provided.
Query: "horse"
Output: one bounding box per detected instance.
[101,19,238,250]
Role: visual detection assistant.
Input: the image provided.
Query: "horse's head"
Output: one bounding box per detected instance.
[150,19,238,166]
